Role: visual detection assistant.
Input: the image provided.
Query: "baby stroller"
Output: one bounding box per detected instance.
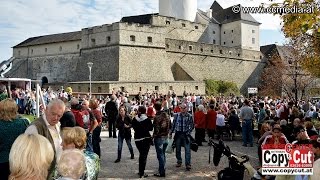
[209,139,262,180]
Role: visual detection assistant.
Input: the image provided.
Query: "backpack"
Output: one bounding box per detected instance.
[71,109,84,128]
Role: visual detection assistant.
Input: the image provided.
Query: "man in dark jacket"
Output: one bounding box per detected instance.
[153,101,171,177]
[105,95,118,138]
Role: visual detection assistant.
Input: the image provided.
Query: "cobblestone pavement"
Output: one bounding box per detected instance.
[98,131,259,180]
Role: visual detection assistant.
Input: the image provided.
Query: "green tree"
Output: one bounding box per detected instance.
[204,79,239,95]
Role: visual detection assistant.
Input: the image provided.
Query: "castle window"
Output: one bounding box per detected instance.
[18,51,21,56]
[213,31,216,34]
[88,87,90,92]
[223,42,226,45]
[231,41,234,44]
[200,48,203,52]
[98,87,102,93]
[107,36,111,42]
[77,44,80,49]
[252,30,255,33]
[78,86,81,92]
[220,50,223,54]
[139,87,142,91]
[166,44,169,48]
[45,48,47,53]
[211,49,214,53]
[155,86,159,91]
[224,31,225,34]
[189,45,193,51]
[91,39,96,46]
[147,36,152,43]
[195,25,198,29]
[59,46,62,51]
[178,45,182,50]
[213,39,216,44]
[182,23,186,27]
[252,38,255,44]
[195,86,199,90]
[31,49,33,54]
[238,53,241,57]
[130,35,135,42]
[169,86,173,91]
[120,86,125,92]
[231,30,234,33]
[260,55,262,59]
[166,21,170,25]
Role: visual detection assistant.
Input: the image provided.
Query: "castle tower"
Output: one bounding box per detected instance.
[159,0,197,22]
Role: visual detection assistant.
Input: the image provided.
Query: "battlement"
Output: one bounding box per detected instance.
[165,38,262,61]
[151,15,207,31]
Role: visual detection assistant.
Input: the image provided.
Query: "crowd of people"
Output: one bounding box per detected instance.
[1,86,320,179]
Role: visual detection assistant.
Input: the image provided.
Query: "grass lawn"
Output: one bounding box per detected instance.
[20,114,37,122]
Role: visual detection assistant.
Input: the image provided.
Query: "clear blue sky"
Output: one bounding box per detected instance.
[0,0,286,61]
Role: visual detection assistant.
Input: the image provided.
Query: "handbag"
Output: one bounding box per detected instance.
[166,138,174,154]
[188,135,198,152]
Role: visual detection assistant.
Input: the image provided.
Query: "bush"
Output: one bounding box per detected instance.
[204,79,239,96]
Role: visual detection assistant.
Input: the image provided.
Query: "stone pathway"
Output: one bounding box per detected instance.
[98,131,259,180]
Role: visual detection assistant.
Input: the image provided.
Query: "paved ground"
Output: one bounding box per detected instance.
[98,130,259,180]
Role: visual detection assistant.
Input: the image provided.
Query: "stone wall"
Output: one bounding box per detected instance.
[13,40,81,58]
[68,81,205,96]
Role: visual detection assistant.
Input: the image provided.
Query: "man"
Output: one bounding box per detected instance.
[25,98,65,179]
[257,102,267,139]
[153,101,171,177]
[239,99,255,147]
[277,101,293,121]
[169,103,194,171]
[105,95,118,138]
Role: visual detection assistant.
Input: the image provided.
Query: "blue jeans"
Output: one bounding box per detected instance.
[175,132,191,166]
[242,119,253,146]
[117,135,134,159]
[154,137,169,175]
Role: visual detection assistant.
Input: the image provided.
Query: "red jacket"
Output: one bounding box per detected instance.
[194,111,206,129]
[206,109,217,129]
[71,109,84,128]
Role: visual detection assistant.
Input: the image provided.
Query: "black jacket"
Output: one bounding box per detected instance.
[116,115,132,139]
[105,101,118,121]
[132,114,153,140]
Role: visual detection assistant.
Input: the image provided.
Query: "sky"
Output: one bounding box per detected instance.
[0,0,287,61]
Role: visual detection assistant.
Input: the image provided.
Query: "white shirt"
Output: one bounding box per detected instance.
[216,114,225,126]
[25,114,62,159]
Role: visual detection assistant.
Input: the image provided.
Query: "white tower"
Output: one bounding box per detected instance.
[159,0,197,22]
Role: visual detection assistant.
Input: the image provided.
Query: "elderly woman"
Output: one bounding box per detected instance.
[0,99,30,179]
[194,105,206,146]
[61,127,100,180]
[9,134,54,180]
[57,149,86,180]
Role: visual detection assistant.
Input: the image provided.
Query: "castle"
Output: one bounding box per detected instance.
[5,0,265,95]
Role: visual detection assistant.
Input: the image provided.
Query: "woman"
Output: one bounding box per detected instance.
[89,99,102,157]
[259,123,270,138]
[0,99,30,179]
[194,105,206,146]
[132,106,153,178]
[9,134,54,180]
[114,106,134,163]
[61,127,100,180]
[57,149,86,180]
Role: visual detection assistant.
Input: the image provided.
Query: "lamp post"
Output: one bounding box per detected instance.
[87,62,93,99]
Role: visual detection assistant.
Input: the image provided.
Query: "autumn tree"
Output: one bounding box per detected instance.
[273,0,320,77]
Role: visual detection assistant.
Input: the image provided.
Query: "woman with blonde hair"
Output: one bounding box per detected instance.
[9,134,54,180]
[0,99,30,179]
[61,127,100,180]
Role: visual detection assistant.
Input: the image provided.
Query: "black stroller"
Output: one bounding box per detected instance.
[209,139,263,180]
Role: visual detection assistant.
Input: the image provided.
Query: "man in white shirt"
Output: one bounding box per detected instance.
[25,98,65,178]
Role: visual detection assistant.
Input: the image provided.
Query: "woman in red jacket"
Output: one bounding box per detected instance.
[206,104,217,140]
[194,105,207,146]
